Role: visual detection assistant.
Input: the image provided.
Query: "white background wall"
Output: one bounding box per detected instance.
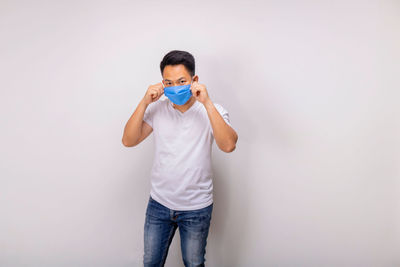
[1,0,399,266]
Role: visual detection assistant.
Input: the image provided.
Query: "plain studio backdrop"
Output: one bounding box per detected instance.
[1,0,399,266]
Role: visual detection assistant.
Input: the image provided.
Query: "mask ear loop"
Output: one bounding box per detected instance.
[160,80,167,102]
[190,78,195,99]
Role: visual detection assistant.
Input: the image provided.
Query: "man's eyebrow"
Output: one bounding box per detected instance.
[164,77,186,81]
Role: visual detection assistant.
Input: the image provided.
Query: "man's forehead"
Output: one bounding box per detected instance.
[163,64,191,81]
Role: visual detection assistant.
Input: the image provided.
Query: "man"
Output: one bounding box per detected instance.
[122,50,238,267]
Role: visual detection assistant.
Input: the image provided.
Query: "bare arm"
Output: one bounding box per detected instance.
[122,82,164,147]
[122,99,153,147]
[204,99,238,153]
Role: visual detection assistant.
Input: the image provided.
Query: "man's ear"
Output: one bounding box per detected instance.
[193,75,199,82]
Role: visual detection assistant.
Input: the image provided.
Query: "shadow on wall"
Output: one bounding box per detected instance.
[210,150,251,265]
[204,53,256,265]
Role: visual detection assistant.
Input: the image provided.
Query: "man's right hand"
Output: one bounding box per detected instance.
[143,82,164,105]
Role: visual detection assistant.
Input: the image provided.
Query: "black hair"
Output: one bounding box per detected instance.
[160,50,195,77]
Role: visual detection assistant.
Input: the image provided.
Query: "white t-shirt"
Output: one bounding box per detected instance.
[143,97,232,211]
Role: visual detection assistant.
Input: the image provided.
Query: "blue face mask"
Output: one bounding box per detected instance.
[163,81,193,105]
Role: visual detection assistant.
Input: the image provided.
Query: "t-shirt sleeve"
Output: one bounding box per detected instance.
[143,102,156,128]
[211,103,232,135]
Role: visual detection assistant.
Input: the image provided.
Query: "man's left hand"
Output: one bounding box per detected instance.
[191,81,210,105]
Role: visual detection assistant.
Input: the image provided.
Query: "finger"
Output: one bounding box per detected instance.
[154,95,161,102]
[152,94,160,102]
[150,90,158,98]
[191,88,197,97]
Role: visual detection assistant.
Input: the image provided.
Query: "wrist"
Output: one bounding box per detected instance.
[203,98,213,109]
[140,98,150,107]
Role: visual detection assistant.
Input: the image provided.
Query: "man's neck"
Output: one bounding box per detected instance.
[172,96,196,113]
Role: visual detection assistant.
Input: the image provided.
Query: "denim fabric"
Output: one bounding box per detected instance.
[143,195,213,267]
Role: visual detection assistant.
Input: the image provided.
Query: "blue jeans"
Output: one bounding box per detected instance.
[143,196,213,267]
